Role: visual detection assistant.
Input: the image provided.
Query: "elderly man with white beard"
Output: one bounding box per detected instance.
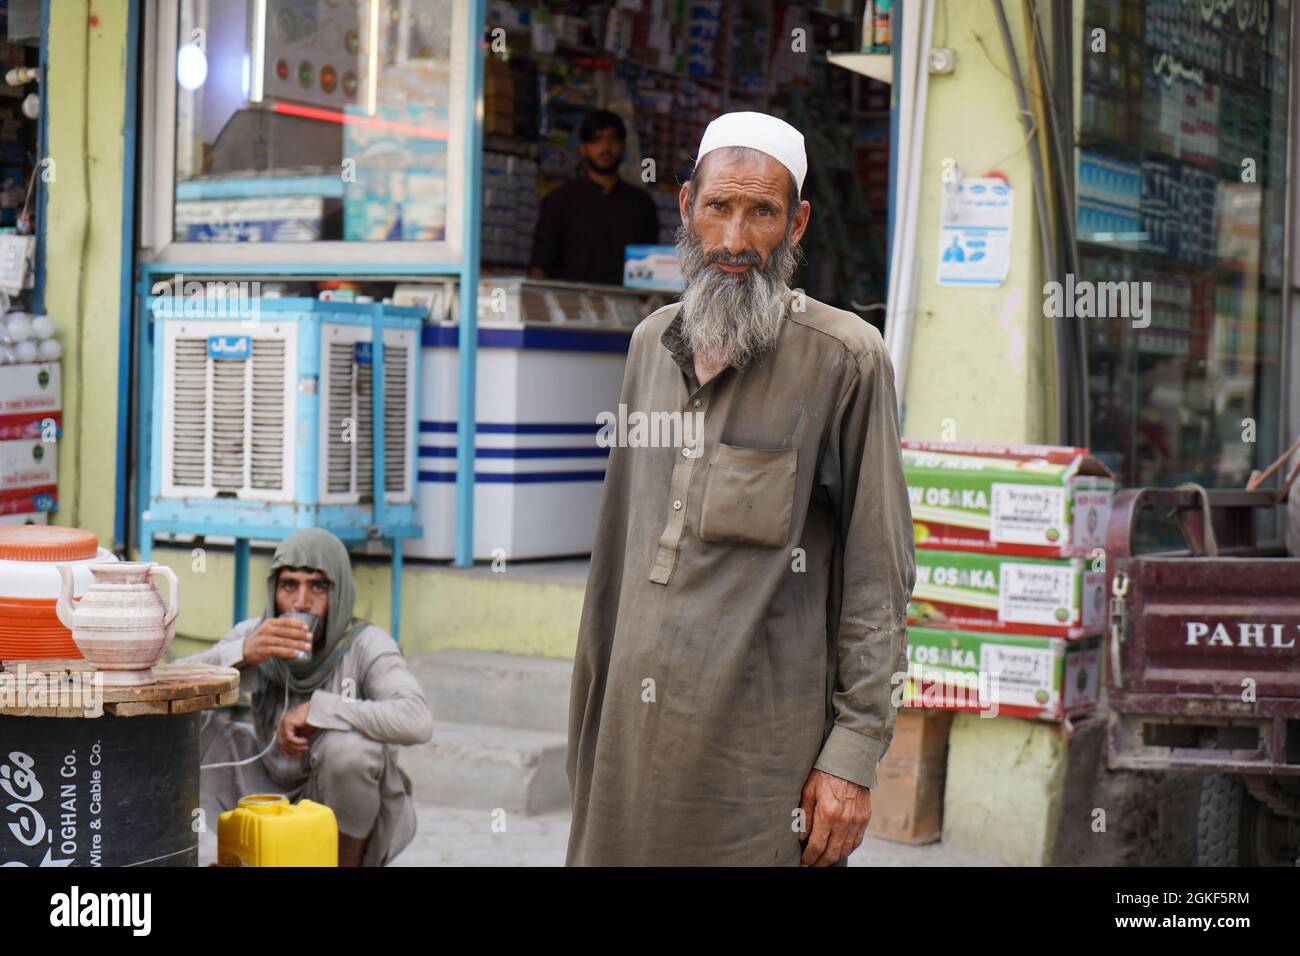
[565,112,916,866]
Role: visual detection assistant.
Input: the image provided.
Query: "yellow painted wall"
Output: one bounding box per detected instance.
[900,0,1051,445]
[899,0,1067,867]
[156,545,585,661]
[44,0,131,546]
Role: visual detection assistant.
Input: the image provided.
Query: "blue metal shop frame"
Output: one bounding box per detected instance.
[127,0,489,640]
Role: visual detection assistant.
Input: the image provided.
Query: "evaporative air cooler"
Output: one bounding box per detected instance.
[143,297,423,555]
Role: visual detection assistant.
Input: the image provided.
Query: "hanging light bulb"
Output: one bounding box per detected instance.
[177,42,208,91]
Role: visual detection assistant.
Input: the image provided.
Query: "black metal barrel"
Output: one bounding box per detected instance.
[0,713,199,867]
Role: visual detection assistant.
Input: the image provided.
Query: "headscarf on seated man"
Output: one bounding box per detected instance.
[252,528,369,741]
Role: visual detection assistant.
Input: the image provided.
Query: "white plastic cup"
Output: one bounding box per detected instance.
[14,340,37,363]
[36,338,61,361]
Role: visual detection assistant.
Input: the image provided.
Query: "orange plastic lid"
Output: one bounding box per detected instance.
[0,526,99,562]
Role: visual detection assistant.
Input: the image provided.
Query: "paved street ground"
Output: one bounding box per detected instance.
[391,802,1001,866]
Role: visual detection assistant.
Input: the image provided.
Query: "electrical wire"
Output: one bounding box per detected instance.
[1026,0,1089,447]
[1034,0,1086,447]
[1020,0,1074,444]
[69,2,93,527]
[199,680,289,772]
[991,0,1068,444]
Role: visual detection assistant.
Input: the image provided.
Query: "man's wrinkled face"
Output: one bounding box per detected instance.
[580,127,625,176]
[679,151,809,272]
[673,148,811,370]
[275,567,330,621]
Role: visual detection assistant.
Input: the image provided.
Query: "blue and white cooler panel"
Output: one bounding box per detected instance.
[411,324,630,560]
[151,302,421,536]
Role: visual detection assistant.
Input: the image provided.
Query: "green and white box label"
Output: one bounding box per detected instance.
[998,561,1076,625]
[990,483,1066,545]
[981,642,1056,709]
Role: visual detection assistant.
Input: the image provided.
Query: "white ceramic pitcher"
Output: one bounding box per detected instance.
[55,561,180,686]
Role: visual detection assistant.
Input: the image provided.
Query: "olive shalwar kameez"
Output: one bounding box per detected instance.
[566,297,916,866]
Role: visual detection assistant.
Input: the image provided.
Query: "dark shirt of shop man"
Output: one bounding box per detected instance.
[528,110,660,286]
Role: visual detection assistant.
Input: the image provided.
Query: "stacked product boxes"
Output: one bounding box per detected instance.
[901,439,1116,721]
[0,361,59,522]
[481,151,540,267]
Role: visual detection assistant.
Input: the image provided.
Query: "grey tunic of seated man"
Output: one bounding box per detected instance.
[182,528,433,867]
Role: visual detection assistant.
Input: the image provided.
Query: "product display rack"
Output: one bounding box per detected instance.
[1076,0,1291,494]
[479,0,891,310]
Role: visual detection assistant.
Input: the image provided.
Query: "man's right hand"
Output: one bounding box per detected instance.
[240,618,313,667]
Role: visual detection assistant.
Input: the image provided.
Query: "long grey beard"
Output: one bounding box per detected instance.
[674,223,798,370]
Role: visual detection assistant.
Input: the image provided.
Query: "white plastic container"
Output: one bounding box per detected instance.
[0,544,117,598]
[0,525,118,660]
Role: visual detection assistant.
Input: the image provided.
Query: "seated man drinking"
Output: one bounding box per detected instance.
[184,528,433,866]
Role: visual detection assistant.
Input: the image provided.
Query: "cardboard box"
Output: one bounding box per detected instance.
[484,112,515,136]
[175,196,336,242]
[0,490,55,515]
[623,244,683,289]
[0,510,48,525]
[867,709,953,845]
[902,626,1101,721]
[0,411,59,441]
[0,439,56,495]
[343,103,450,242]
[0,363,60,419]
[910,548,1106,638]
[902,440,1115,558]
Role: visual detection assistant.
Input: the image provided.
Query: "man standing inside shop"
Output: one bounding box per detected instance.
[528,109,659,285]
[565,112,916,866]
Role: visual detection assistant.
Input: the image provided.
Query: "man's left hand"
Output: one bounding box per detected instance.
[798,768,872,866]
[277,702,317,756]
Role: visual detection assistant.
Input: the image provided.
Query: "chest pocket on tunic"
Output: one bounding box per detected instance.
[698,442,798,548]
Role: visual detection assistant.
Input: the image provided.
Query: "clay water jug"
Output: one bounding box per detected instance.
[54,562,179,686]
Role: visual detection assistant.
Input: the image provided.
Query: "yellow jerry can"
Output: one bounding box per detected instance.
[218,794,338,867]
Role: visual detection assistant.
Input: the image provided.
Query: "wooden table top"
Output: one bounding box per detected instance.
[0,661,240,718]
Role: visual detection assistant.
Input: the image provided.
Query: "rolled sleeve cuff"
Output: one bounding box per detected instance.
[813,726,885,790]
[215,638,245,669]
[214,639,261,697]
[307,690,352,732]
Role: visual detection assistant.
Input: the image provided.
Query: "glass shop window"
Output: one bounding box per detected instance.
[1077,0,1289,490]
[173,0,453,243]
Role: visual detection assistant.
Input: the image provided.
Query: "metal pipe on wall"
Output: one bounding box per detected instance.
[991,0,1067,444]
[884,0,936,423]
[454,0,487,568]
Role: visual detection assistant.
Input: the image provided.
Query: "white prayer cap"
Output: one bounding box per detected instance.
[695,112,807,196]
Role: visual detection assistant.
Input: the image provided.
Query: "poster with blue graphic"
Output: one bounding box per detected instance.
[937,177,1013,287]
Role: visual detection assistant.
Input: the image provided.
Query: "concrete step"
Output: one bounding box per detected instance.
[402,720,570,816]
[406,650,573,735]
